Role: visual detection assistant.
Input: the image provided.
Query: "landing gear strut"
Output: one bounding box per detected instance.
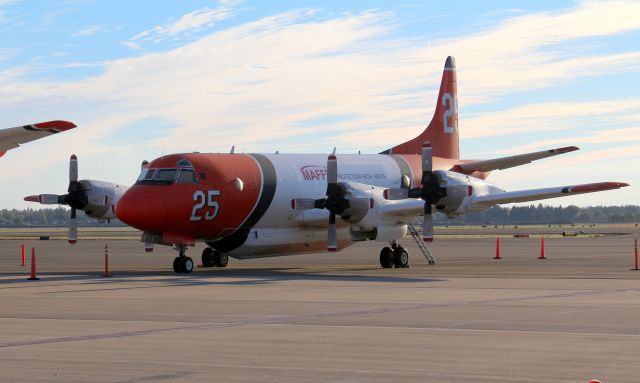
[202,247,228,268]
[379,242,409,269]
[173,244,194,274]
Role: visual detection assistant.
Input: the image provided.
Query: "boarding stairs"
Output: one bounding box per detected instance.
[407,222,436,265]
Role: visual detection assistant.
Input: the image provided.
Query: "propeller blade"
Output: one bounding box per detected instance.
[44,194,63,205]
[24,194,63,205]
[291,198,317,210]
[327,212,337,252]
[327,154,338,187]
[69,154,78,183]
[24,195,39,203]
[423,204,434,243]
[68,208,78,244]
[422,141,432,173]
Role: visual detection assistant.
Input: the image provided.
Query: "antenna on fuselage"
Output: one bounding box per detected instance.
[331,147,336,155]
[230,146,235,154]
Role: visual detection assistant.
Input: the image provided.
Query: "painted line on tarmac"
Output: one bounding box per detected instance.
[256,323,640,338]
[1,287,639,349]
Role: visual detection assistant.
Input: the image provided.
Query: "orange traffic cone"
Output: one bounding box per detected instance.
[494,238,501,259]
[27,248,39,280]
[538,237,546,259]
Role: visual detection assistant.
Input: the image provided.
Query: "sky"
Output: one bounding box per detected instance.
[0,0,638,209]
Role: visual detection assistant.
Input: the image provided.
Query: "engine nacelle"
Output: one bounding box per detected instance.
[79,180,129,220]
[433,170,504,217]
[339,182,411,242]
[339,181,393,232]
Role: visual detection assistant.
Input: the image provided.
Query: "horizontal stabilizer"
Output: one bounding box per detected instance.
[468,182,629,210]
[458,146,578,173]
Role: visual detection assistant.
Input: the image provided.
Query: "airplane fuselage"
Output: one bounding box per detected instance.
[116,152,467,259]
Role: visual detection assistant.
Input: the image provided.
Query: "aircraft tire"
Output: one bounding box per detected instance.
[393,247,409,268]
[182,257,194,273]
[202,248,215,267]
[214,252,229,268]
[379,247,394,268]
[173,257,183,273]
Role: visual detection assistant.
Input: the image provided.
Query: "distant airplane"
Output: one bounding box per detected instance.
[24,154,128,244]
[27,57,629,273]
[0,120,76,158]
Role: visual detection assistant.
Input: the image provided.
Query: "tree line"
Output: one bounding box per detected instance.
[433,204,640,225]
[0,205,638,227]
[0,207,125,227]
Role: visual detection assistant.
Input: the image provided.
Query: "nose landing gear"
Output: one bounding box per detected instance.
[173,244,194,273]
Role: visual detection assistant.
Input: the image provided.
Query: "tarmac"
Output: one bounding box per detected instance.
[1,234,639,382]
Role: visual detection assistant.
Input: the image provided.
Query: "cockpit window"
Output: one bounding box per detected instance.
[143,169,156,180]
[177,169,198,184]
[137,168,153,182]
[135,168,176,185]
[154,169,177,182]
[137,169,148,182]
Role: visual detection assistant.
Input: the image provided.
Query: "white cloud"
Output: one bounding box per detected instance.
[463,98,640,140]
[131,3,238,43]
[1,2,640,208]
[119,40,143,51]
[62,61,106,69]
[493,125,640,156]
[0,66,32,82]
[73,25,102,36]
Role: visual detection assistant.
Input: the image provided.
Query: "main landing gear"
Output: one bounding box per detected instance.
[379,242,409,269]
[201,247,228,268]
[173,244,194,274]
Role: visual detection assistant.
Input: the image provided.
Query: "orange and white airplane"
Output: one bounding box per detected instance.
[0,120,76,158]
[27,57,629,273]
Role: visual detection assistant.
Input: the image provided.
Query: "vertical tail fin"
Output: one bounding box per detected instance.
[382,56,459,159]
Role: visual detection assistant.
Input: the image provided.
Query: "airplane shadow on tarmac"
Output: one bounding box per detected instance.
[0,267,442,290]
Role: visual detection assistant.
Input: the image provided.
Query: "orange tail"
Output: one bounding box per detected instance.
[381,56,459,159]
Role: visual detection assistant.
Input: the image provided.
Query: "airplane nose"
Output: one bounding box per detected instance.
[116,186,160,231]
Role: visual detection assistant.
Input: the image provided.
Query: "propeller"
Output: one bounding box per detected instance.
[291,154,370,252]
[383,141,446,242]
[68,154,79,244]
[24,154,88,244]
[421,142,435,242]
[325,155,340,251]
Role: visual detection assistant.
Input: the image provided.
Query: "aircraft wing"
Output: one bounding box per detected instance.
[0,120,77,154]
[458,146,578,173]
[377,182,628,221]
[467,182,629,210]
